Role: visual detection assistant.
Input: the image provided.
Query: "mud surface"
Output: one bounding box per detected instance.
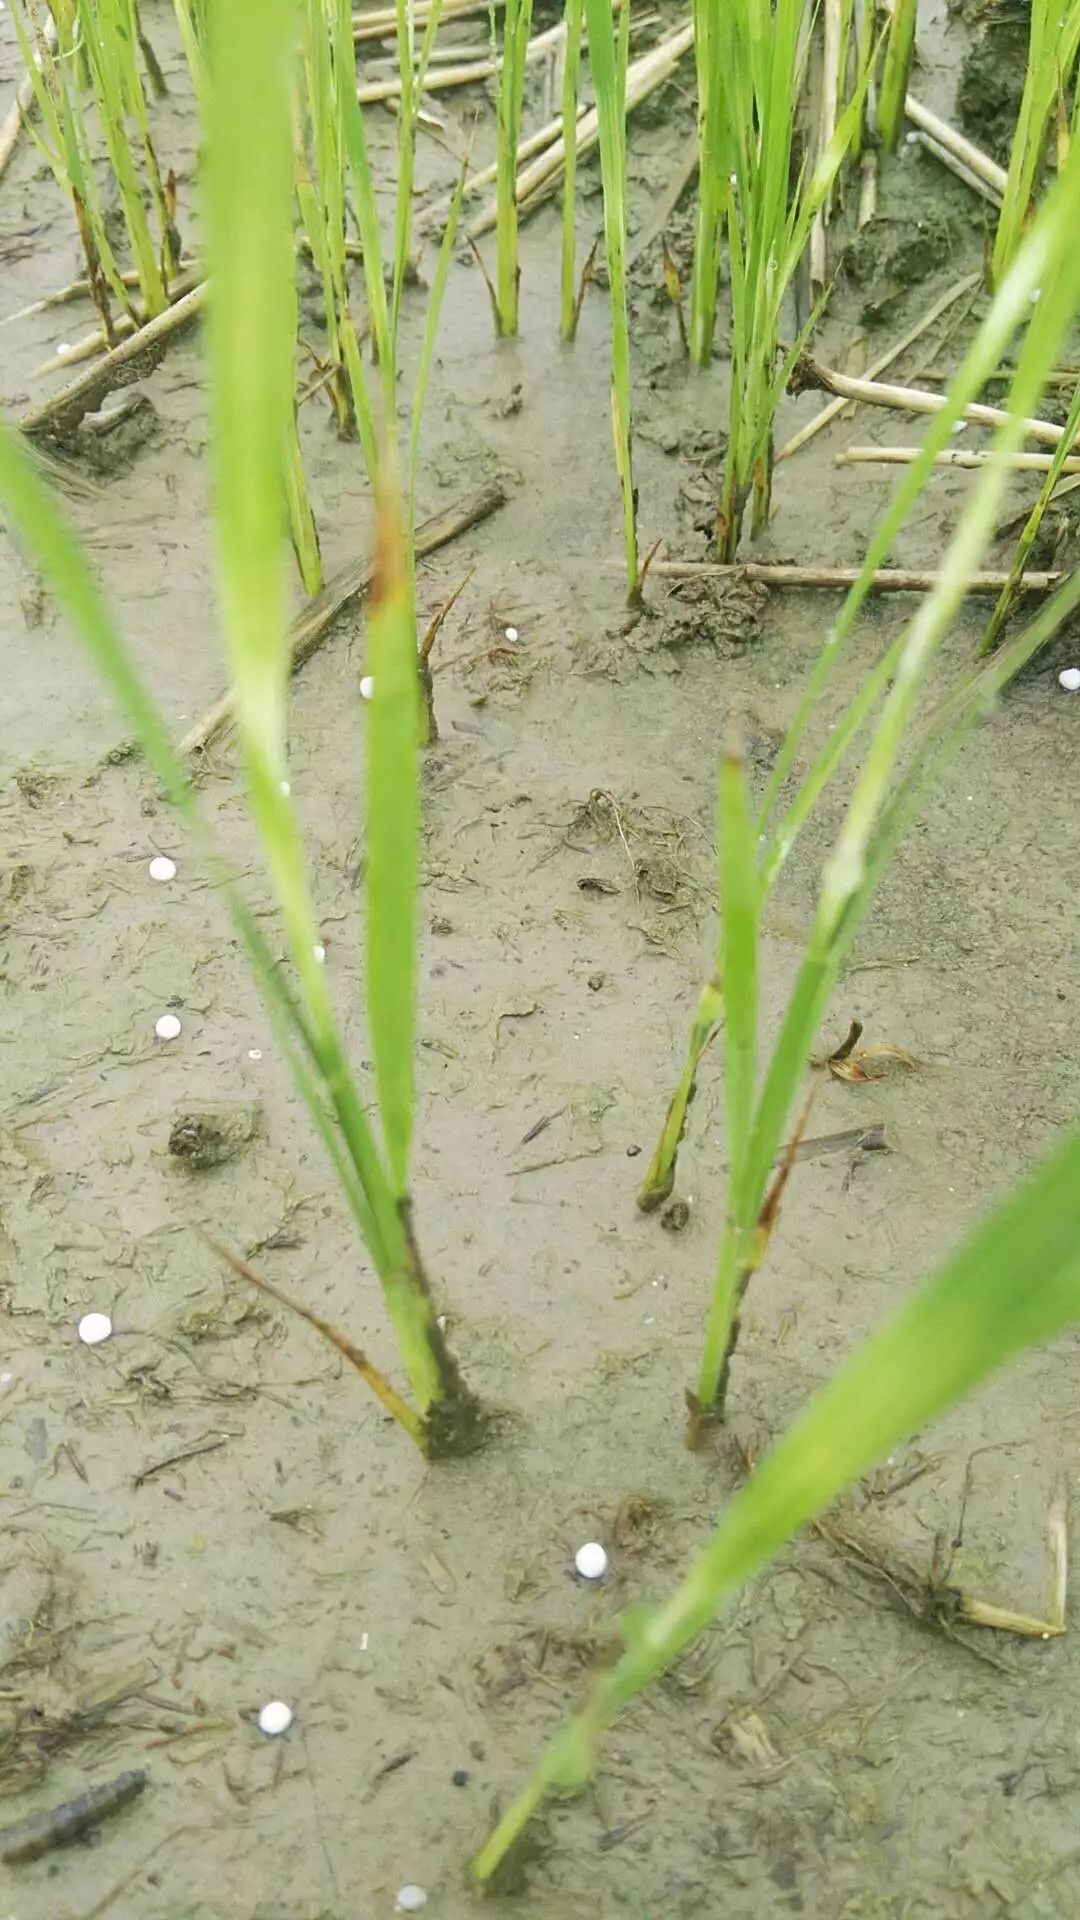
[3,5,1080,1918]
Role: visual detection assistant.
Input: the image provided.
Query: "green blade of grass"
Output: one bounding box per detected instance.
[559,0,584,341]
[876,0,916,150]
[336,0,394,428]
[474,1121,1080,1882]
[717,747,757,1224]
[364,471,420,1198]
[583,0,637,596]
[0,420,379,1265]
[977,375,1080,655]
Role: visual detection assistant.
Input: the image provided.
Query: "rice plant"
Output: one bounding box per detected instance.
[990,0,1080,288]
[638,143,1080,1220]
[559,0,585,341]
[0,0,487,1458]
[583,0,637,597]
[977,376,1080,655]
[494,0,536,335]
[684,0,866,551]
[472,154,1080,1879]
[473,1120,1080,1885]
[687,0,723,363]
[9,0,179,344]
[875,0,917,152]
[640,148,1080,1442]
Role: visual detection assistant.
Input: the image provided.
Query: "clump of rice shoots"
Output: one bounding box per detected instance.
[704,0,864,556]
[583,0,638,598]
[0,0,488,1458]
[875,0,917,151]
[560,0,585,342]
[687,0,724,364]
[495,0,536,335]
[640,140,1080,1284]
[472,154,1080,1883]
[9,0,180,344]
[990,0,1080,288]
[977,375,1080,655]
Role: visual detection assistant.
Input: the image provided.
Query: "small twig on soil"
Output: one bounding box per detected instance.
[17,283,207,440]
[766,1121,886,1166]
[839,444,1080,477]
[777,274,980,460]
[0,1771,148,1865]
[788,352,1074,451]
[904,94,1007,200]
[613,557,1064,594]
[177,481,507,757]
[132,1434,234,1488]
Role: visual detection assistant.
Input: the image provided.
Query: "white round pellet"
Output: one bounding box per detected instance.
[360,675,375,701]
[504,625,520,643]
[57,340,72,356]
[148,854,177,882]
[257,1700,293,1736]
[313,943,327,964]
[1058,667,1080,691]
[247,1047,263,1061]
[154,1012,182,1042]
[574,1541,608,1581]
[395,1888,428,1914]
[78,1312,113,1347]
[279,779,291,796]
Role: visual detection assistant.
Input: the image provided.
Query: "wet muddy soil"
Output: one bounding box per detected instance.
[3,5,1080,1918]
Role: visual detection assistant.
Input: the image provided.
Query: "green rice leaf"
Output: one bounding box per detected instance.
[365,474,420,1197]
[475,1121,1080,1881]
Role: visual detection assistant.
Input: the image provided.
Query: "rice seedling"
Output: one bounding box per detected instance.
[977,376,1080,655]
[990,0,1080,288]
[494,0,536,335]
[634,142,1076,1351]
[687,0,722,364]
[8,0,179,342]
[0,0,487,1458]
[473,1119,1080,1886]
[583,0,637,598]
[559,0,585,341]
[683,0,867,551]
[471,153,1080,1877]
[875,0,917,152]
